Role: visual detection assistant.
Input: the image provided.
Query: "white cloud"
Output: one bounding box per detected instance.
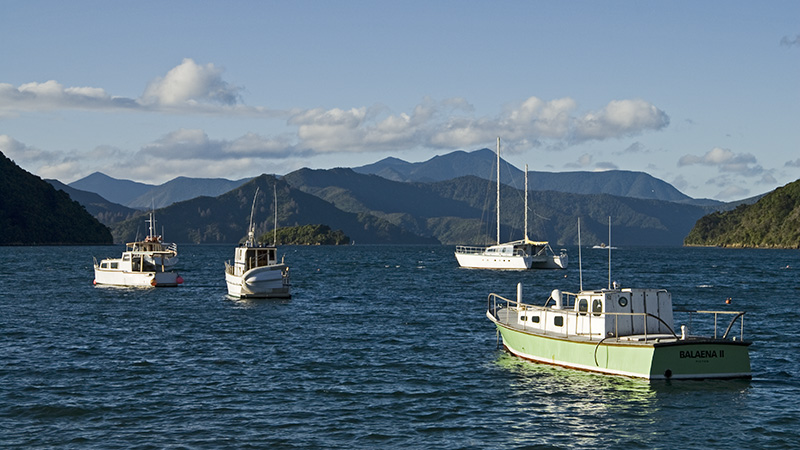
[138,129,298,160]
[573,99,670,142]
[141,58,240,106]
[678,147,762,175]
[0,59,275,116]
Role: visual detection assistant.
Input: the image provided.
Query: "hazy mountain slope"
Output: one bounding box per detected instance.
[355,148,702,204]
[1,152,112,244]
[127,176,251,209]
[47,179,139,226]
[69,172,154,206]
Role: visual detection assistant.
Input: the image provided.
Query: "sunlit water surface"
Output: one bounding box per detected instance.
[1,245,798,449]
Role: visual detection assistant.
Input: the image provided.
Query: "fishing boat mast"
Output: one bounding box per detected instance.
[248,187,259,247]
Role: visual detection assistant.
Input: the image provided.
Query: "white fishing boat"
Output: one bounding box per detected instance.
[486,220,751,380]
[454,138,567,270]
[225,186,291,299]
[93,212,183,287]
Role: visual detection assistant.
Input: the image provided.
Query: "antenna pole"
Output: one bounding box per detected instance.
[578,217,583,291]
[496,137,500,244]
[273,184,278,246]
[524,164,528,241]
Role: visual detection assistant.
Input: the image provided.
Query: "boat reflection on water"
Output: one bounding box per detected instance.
[493,352,751,448]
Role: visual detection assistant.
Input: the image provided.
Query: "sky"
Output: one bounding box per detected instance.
[1,1,798,201]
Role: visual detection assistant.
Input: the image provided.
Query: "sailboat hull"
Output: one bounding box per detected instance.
[455,252,532,270]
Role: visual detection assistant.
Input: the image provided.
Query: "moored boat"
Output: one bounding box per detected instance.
[454,138,566,270]
[487,284,751,380]
[225,186,291,299]
[93,212,183,287]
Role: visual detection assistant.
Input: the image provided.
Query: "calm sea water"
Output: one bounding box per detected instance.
[1,244,799,449]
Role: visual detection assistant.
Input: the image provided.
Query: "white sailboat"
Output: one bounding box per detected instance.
[454,138,567,270]
[225,186,291,299]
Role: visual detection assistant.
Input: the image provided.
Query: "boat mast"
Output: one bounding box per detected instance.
[496,137,500,245]
[607,215,612,289]
[273,184,278,246]
[248,187,259,247]
[524,164,528,241]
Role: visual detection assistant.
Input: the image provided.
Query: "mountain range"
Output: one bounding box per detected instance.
[353,148,720,206]
[69,172,249,208]
[43,147,772,246]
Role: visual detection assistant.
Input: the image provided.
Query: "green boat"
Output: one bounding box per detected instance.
[487,283,751,380]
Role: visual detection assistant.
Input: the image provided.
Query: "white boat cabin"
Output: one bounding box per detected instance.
[513,286,675,340]
[231,245,279,276]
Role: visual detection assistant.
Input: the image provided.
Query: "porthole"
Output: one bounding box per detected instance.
[554,316,564,327]
[520,316,527,321]
[618,296,628,307]
[531,316,540,323]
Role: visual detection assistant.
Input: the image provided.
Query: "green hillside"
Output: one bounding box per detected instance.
[0,152,113,245]
[110,174,437,245]
[684,179,800,248]
[285,168,711,246]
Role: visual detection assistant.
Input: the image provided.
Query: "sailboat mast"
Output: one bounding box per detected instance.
[524,164,528,241]
[496,137,500,244]
[273,184,278,246]
[608,215,612,290]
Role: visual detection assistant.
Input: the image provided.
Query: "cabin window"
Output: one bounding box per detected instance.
[592,299,603,316]
[101,262,108,269]
[531,316,540,323]
[618,296,628,307]
[520,315,527,321]
[554,316,564,327]
[578,299,588,316]
[110,262,118,269]
[123,255,130,261]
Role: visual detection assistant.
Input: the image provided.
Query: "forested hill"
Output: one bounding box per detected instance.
[110,174,437,245]
[684,179,800,248]
[0,152,113,245]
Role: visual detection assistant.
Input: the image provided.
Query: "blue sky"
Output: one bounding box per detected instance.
[1,0,798,201]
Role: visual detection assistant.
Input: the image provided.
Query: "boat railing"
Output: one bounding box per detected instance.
[455,245,488,255]
[456,245,527,257]
[488,294,747,342]
[675,309,747,341]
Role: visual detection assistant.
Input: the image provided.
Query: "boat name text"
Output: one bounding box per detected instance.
[680,350,724,359]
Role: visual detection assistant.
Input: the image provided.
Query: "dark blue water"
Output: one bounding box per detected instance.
[1,245,799,449]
